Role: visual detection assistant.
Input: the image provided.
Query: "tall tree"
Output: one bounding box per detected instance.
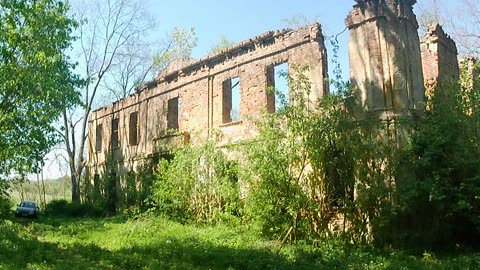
[0,0,81,176]
[62,0,199,202]
[62,0,154,202]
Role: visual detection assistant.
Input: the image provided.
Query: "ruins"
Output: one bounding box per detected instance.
[88,0,461,178]
[88,23,328,176]
[421,23,460,98]
[346,0,425,121]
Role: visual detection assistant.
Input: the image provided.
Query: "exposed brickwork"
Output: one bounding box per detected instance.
[346,0,425,120]
[88,24,329,175]
[421,23,459,98]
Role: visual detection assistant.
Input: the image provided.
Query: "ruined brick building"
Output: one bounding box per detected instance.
[88,0,461,178]
[88,24,328,176]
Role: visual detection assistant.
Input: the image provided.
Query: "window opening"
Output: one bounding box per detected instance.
[266,62,289,112]
[95,124,103,152]
[167,97,179,130]
[111,118,119,148]
[129,111,138,146]
[222,77,241,123]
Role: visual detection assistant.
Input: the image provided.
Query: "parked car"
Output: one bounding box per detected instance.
[15,201,40,218]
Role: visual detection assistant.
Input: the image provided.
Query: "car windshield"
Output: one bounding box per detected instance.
[20,202,36,208]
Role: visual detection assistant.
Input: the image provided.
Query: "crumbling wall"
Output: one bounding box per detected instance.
[346,0,425,120]
[421,23,459,97]
[88,23,328,176]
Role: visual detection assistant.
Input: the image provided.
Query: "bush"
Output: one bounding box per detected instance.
[0,180,13,219]
[44,199,104,217]
[0,197,13,219]
[396,84,480,249]
[150,140,240,224]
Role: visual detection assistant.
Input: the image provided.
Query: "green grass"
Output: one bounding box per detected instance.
[0,215,479,270]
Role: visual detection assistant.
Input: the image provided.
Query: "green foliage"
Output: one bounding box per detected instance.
[1,216,479,269]
[144,59,480,249]
[398,81,480,248]
[0,179,13,218]
[151,140,240,224]
[0,0,82,175]
[281,14,320,28]
[210,35,235,54]
[242,64,416,246]
[152,27,198,73]
[242,65,363,240]
[82,158,156,216]
[43,199,104,217]
[9,176,71,205]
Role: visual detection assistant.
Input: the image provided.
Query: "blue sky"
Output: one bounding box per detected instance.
[149,0,353,55]
[149,0,354,81]
[43,1,463,179]
[147,0,461,84]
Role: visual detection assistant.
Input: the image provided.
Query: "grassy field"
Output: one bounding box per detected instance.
[1,215,479,270]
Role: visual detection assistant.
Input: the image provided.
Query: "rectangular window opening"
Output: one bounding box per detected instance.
[111,118,119,148]
[266,62,289,113]
[222,77,241,123]
[129,111,138,146]
[167,97,179,130]
[95,124,103,152]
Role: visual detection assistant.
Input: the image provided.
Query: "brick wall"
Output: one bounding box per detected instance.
[88,23,328,176]
[346,0,425,120]
[421,23,459,98]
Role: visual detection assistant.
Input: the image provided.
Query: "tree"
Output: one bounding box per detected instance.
[0,0,81,176]
[210,35,235,54]
[62,0,155,202]
[450,0,480,56]
[416,0,443,34]
[62,0,199,203]
[242,65,365,239]
[151,140,239,224]
[151,27,198,74]
[417,0,480,57]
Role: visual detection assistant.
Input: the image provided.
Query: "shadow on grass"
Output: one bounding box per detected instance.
[0,226,304,270]
[2,218,480,270]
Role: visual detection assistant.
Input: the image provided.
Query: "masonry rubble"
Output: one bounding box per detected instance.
[88,0,463,178]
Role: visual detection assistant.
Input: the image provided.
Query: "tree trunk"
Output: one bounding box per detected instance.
[71,173,81,203]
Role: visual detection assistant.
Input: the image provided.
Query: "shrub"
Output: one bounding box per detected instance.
[0,180,13,219]
[150,140,240,224]
[44,199,104,217]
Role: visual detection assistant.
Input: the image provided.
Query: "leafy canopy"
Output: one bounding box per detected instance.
[0,0,81,174]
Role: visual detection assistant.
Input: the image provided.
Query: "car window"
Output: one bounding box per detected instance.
[20,202,36,208]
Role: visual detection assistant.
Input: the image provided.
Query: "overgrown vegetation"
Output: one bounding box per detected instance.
[1,216,479,269]
[151,141,240,224]
[396,78,480,248]
[43,199,104,217]
[145,63,480,250]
